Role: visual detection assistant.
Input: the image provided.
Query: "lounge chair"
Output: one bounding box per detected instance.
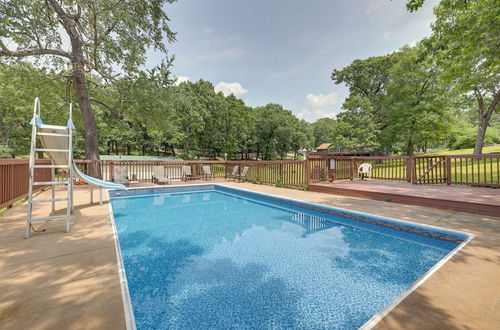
[358,163,372,180]
[113,166,130,186]
[152,166,171,184]
[182,165,195,181]
[202,165,214,180]
[235,166,250,182]
[227,165,239,181]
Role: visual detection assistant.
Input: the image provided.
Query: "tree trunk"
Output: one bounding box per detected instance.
[407,140,414,156]
[72,61,100,177]
[473,89,499,155]
[473,118,487,155]
[47,0,101,176]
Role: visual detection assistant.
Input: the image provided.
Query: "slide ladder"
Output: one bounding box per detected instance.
[26,98,73,238]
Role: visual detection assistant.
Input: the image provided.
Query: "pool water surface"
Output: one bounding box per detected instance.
[110,186,469,329]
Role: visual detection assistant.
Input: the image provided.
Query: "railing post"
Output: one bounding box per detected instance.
[350,158,355,180]
[411,157,417,184]
[303,159,309,188]
[446,156,451,185]
[406,156,412,183]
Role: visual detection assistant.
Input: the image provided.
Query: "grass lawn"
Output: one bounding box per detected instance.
[418,145,500,156]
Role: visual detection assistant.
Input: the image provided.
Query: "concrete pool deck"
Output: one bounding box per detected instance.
[0,182,499,329]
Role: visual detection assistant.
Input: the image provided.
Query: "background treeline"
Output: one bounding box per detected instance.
[0,45,498,160]
[0,62,313,160]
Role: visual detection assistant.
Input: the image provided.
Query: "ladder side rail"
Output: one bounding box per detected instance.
[26,97,40,238]
[66,103,74,232]
[51,159,56,215]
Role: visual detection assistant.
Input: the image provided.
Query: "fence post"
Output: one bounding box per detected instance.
[446,156,451,185]
[350,158,355,180]
[327,158,332,182]
[406,157,412,183]
[411,157,417,184]
[303,160,309,188]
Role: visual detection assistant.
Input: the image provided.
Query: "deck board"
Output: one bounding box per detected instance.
[308,180,500,217]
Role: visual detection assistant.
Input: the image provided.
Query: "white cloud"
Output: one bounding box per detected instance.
[203,26,215,34]
[214,82,248,97]
[407,40,418,47]
[174,76,190,86]
[306,92,338,109]
[365,0,391,15]
[196,48,245,62]
[297,92,339,122]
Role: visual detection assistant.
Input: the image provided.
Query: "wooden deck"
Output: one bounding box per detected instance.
[308,180,500,217]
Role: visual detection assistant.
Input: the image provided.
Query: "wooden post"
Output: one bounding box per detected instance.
[327,158,332,182]
[446,156,451,185]
[411,157,417,184]
[350,158,355,180]
[406,157,413,183]
[303,160,310,188]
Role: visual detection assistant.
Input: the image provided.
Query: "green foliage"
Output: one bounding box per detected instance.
[382,47,453,154]
[447,122,500,150]
[410,0,500,154]
[0,62,68,156]
[0,0,177,75]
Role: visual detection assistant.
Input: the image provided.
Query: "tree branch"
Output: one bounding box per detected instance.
[0,39,72,59]
[90,97,123,119]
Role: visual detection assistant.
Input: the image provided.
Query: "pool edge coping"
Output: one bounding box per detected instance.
[108,183,475,329]
[107,193,137,330]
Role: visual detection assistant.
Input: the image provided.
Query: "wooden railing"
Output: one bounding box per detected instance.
[74,159,308,188]
[75,160,228,182]
[226,160,307,187]
[307,154,500,187]
[446,154,500,187]
[0,159,52,209]
[2,154,498,210]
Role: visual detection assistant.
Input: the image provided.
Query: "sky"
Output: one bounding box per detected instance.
[147,0,439,122]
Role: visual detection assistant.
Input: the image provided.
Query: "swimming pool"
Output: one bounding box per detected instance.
[109,184,472,330]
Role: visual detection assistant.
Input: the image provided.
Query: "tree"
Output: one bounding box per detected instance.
[0,62,67,157]
[331,52,403,147]
[0,0,176,173]
[381,47,453,155]
[407,0,500,154]
[332,53,402,127]
[335,95,380,151]
[311,118,337,148]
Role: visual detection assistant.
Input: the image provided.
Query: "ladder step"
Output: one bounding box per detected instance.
[34,181,69,185]
[32,198,69,204]
[35,148,69,152]
[39,124,67,130]
[30,215,68,222]
[37,132,70,137]
[34,165,69,169]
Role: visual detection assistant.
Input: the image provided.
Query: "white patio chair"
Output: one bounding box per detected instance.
[357,163,372,180]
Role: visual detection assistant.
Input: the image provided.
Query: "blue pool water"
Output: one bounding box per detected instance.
[110,186,467,330]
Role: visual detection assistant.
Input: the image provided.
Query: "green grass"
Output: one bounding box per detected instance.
[417,145,500,156]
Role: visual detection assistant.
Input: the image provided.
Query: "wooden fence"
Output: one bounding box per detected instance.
[74,160,308,188]
[308,154,500,187]
[2,154,498,209]
[0,159,52,209]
